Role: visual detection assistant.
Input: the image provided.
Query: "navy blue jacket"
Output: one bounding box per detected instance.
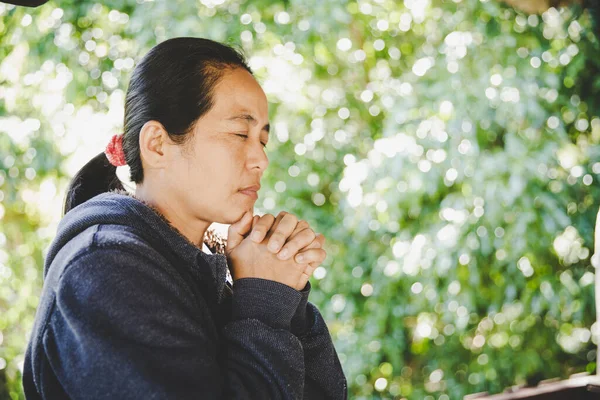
[23,193,347,399]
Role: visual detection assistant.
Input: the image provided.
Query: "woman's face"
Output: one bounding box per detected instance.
[166,67,270,225]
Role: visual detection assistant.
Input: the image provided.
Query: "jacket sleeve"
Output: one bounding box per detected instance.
[290,282,348,399]
[45,247,310,399]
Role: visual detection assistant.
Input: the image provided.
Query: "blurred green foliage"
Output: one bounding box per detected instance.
[1,0,600,399]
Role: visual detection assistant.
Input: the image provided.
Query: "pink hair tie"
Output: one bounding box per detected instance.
[105,134,127,167]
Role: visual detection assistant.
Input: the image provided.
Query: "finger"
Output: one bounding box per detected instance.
[252,215,260,229]
[260,212,285,243]
[303,263,317,277]
[250,215,260,235]
[305,233,325,250]
[288,232,325,254]
[289,220,310,237]
[264,211,286,237]
[294,248,327,265]
[277,228,316,260]
[250,214,275,243]
[296,272,311,291]
[227,210,254,250]
[289,222,324,249]
[243,215,260,239]
[266,212,298,253]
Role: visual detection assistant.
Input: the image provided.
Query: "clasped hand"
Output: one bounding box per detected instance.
[226,211,327,291]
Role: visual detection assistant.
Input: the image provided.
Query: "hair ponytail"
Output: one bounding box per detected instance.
[63,152,124,215]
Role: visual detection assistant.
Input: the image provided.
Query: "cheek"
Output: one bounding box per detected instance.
[190,144,242,191]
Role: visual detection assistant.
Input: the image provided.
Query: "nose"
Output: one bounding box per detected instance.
[247,140,269,173]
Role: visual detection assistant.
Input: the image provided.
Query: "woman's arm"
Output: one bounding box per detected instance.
[290,282,348,400]
[229,210,347,398]
[46,247,309,399]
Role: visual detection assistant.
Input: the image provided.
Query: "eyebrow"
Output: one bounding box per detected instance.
[227,113,270,134]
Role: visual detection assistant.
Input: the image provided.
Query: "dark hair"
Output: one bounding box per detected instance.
[63,37,252,214]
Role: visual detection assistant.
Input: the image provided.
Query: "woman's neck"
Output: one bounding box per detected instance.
[133,184,210,248]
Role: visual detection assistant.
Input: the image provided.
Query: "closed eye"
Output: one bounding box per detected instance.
[235,134,268,148]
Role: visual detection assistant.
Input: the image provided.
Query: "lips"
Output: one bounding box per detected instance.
[240,185,261,191]
[239,184,260,200]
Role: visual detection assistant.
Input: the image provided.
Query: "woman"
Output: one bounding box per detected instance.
[23,37,347,399]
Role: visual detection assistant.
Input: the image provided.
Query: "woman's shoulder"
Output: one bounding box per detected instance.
[49,224,195,304]
[93,223,159,254]
[46,223,168,284]
[71,222,162,257]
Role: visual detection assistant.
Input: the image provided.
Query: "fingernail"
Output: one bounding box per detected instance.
[296,254,304,262]
[252,231,261,241]
[269,241,280,251]
[278,249,289,259]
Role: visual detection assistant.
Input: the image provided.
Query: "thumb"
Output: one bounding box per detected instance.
[227,210,253,251]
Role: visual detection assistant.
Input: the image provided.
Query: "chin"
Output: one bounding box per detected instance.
[219,207,252,225]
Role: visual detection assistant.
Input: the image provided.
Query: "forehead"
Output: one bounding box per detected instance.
[211,68,268,118]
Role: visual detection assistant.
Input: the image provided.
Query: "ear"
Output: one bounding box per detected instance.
[138,120,171,169]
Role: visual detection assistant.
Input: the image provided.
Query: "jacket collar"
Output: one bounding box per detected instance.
[47,191,231,302]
